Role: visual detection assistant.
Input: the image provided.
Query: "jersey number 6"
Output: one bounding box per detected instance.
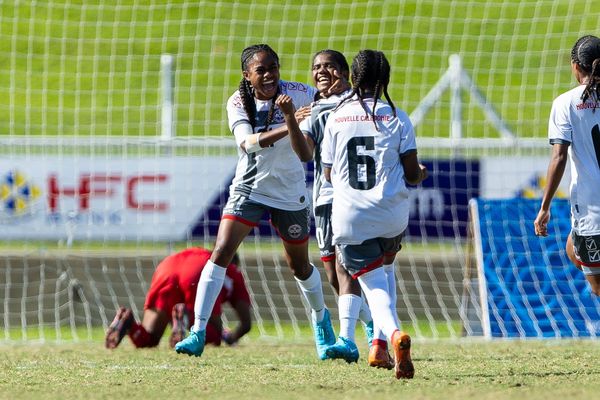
[347,136,376,190]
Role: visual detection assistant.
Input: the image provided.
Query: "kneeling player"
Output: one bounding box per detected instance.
[105,247,251,349]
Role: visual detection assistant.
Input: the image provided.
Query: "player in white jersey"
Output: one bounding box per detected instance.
[534,35,600,296]
[321,50,427,379]
[175,44,335,361]
[285,49,393,368]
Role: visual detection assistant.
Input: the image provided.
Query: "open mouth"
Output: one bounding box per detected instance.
[262,80,277,92]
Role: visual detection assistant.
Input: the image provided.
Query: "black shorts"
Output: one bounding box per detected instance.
[336,233,404,279]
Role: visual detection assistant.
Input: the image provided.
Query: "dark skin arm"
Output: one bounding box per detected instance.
[276,94,314,162]
[401,151,428,185]
[222,299,252,345]
[534,143,569,237]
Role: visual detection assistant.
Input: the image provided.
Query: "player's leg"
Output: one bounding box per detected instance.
[341,239,413,379]
[314,204,339,294]
[105,306,134,349]
[175,195,257,357]
[325,258,361,363]
[131,308,168,348]
[168,303,189,348]
[273,206,335,359]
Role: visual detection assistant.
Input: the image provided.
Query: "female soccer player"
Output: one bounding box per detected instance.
[105,247,251,349]
[175,44,335,360]
[321,49,427,379]
[534,35,600,295]
[284,49,393,368]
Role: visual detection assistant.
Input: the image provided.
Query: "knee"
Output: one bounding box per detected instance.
[212,243,237,266]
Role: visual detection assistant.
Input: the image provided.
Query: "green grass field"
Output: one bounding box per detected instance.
[1,0,598,141]
[3,336,600,400]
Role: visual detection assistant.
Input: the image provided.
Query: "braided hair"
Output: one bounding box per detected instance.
[571,35,600,105]
[335,50,396,130]
[238,44,281,131]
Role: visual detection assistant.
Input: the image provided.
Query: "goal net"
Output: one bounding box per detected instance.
[465,198,600,338]
[0,1,595,343]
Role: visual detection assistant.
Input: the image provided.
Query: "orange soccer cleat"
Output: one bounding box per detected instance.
[391,330,414,379]
[368,340,394,370]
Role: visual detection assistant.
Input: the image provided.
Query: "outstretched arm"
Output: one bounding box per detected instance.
[222,299,252,345]
[534,143,569,237]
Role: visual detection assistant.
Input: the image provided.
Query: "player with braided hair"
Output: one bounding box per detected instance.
[321,49,427,379]
[534,35,600,296]
[175,44,336,361]
[283,49,392,367]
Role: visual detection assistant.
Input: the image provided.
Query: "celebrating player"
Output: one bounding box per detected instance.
[321,49,427,379]
[534,35,600,295]
[284,49,392,367]
[105,247,251,349]
[174,44,335,360]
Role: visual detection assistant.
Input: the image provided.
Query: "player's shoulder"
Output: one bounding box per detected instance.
[553,86,584,108]
[227,89,244,109]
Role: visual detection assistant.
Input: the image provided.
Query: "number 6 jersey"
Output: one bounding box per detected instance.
[549,85,600,235]
[321,96,417,245]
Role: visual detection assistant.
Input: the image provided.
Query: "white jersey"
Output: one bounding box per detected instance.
[299,92,348,209]
[226,80,317,211]
[321,96,417,244]
[548,85,600,235]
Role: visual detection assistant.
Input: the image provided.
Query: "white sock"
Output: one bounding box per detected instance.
[338,294,361,342]
[295,264,326,322]
[358,295,372,326]
[384,263,400,326]
[357,268,399,339]
[192,260,226,332]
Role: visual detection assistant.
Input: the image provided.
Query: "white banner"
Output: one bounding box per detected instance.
[0,156,236,240]
[480,156,571,199]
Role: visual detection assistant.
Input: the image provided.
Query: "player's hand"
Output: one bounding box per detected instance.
[222,329,237,346]
[327,69,351,96]
[534,209,550,237]
[295,105,311,123]
[275,94,295,117]
[418,164,428,182]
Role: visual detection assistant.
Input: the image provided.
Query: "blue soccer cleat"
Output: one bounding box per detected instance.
[174,329,206,357]
[325,336,359,363]
[313,308,336,360]
[364,320,374,348]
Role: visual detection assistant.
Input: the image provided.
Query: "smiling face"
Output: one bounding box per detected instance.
[243,51,280,100]
[312,53,345,97]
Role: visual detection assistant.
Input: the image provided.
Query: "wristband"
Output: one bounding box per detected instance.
[245,132,262,153]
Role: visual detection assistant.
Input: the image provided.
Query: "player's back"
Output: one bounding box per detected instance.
[322,97,417,244]
[550,86,600,234]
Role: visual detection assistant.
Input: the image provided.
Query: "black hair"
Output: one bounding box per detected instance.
[335,49,396,130]
[311,49,349,101]
[571,35,600,104]
[238,44,280,131]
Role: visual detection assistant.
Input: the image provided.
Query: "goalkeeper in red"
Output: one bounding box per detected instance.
[321,50,427,379]
[105,247,251,349]
[534,35,600,295]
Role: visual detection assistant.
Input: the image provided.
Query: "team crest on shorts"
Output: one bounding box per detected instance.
[288,224,302,239]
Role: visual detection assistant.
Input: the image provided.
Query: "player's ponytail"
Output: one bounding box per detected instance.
[572,35,600,106]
